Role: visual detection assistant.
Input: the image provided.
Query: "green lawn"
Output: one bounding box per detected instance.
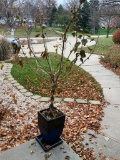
[0,26,62,38]
[11,53,103,100]
[95,28,119,35]
[1,24,119,39]
[15,27,63,38]
[85,37,120,55]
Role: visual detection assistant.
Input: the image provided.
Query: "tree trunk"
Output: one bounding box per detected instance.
[50,87,55,109]
[10,28,15,38]
[106,28,110,38]
[49,78,57,117]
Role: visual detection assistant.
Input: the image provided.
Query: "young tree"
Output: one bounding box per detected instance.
[19,0,95,115]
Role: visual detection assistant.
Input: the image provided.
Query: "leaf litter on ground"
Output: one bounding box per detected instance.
[0,64,107,160]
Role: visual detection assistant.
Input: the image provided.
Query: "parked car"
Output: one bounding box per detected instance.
[6,37,21,54]
[0,19,6,24]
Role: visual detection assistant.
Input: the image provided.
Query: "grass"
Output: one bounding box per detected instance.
[11,53,103,100]
[84,36,120,75]
[15,27,63,38]
[96,28,119,35]
[85,37,119,55]
[0,25,71,38]
[1,24,119,38]
[95,37,120,73]
[1,24,119,74]
[1,24,119,41]
[0,26,62,38]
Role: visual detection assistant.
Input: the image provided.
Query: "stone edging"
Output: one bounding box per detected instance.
[3,63,101,105]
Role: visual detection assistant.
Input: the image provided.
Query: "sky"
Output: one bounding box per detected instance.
[57,0,65,5]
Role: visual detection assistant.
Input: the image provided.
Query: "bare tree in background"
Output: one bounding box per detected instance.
[99,0,120,37]
[65,0,80,9]
[35,0,57,25]
[89,0,100,34]
[101,0,120,5]
[21,1,38,22]
[0,0,25,37]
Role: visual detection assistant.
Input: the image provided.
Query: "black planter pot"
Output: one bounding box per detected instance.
[38,107,65,145]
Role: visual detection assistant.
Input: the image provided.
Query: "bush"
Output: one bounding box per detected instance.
[101,53,120,69]
[112,30,120,45]
[0,39,12,61]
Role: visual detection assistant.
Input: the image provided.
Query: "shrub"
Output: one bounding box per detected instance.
[101,53,120,69]
[0,39,12,61]
[112,30,120,45]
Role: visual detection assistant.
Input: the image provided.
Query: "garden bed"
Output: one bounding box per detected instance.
[11,55,103,100]
[0,62,106,159]
[100,45,120,76]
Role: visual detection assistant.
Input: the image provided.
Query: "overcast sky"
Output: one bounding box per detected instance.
[57,0,65,5]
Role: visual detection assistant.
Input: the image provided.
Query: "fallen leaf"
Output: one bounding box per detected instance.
[1,63,4,70]
[30,150,34,154]
[65,155,70,160]
[104,137,109,141]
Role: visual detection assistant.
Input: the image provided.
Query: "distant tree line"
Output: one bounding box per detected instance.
[0,0,120,37]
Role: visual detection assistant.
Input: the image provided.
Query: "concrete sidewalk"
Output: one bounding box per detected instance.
[0,139,81,160]
[81,54,120,159]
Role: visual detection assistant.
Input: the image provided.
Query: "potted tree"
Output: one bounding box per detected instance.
[18,0,95,152]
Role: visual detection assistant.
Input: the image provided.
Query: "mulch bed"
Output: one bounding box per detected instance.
[100,61,120,76]
[0,65,107,160]
[109,45,120,51]
[100,45,120,76]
